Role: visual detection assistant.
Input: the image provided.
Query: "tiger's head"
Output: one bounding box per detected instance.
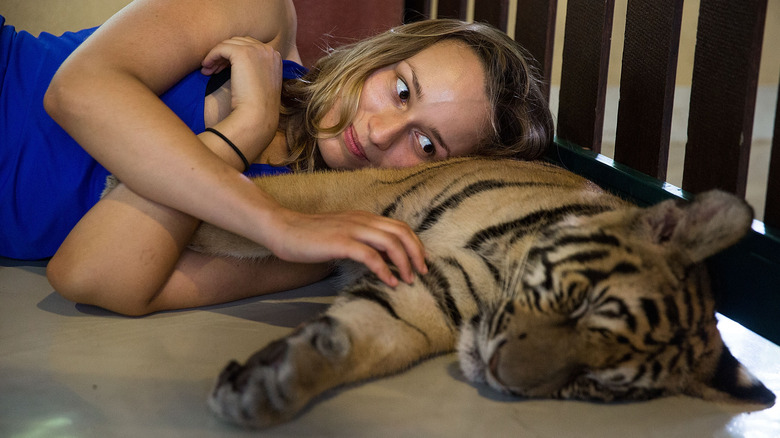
[459,190,775,406]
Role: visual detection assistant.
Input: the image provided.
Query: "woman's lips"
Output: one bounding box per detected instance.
[345,125,368,161]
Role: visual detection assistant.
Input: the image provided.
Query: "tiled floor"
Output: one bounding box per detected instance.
[1,260,778,437]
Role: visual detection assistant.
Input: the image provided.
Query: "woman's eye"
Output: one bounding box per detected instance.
[396,78,410,101]
[419,135,435,155]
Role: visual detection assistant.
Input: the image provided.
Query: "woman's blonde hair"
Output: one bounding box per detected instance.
[280,19,553,172]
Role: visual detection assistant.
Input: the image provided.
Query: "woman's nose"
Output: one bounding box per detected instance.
[368,112,406,151]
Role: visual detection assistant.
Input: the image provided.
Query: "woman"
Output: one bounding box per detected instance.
[2,0,553,315]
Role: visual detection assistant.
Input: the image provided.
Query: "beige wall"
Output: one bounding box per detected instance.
[3,0,131,35]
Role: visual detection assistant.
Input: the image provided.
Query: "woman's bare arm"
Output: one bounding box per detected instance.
[43,0,292,239]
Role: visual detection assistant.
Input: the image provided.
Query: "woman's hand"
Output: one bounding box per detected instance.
[201,37,283,163]
[265,208,429,287]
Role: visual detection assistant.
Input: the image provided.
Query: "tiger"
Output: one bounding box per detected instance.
[189,156,775,428]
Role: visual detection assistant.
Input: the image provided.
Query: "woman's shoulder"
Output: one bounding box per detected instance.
[65,0,300,90]
[222,0,300,62]
[270,0,300,62]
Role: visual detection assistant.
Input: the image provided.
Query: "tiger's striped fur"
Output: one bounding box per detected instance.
[193,157,774,428]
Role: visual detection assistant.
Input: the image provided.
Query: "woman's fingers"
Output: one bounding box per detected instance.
[349,217,415,284]
[200,36,276,75]
[341,239,401,287]
[312,211,424,285]
[268,210,428,287]
[357,214,428,281]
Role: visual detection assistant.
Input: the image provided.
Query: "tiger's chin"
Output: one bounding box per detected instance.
[457,314,516,395]
[457,316,488,385]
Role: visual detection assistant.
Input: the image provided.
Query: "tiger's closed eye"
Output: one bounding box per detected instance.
[570,299,589,319]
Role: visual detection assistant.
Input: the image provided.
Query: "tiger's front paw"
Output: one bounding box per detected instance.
[208,316,351,428]
[207,341,296,428]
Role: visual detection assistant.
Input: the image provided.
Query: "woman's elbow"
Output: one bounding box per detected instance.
[43,68,91,128]
[42,79,60,120]
[47,250,95,303]
[46,251,157,317]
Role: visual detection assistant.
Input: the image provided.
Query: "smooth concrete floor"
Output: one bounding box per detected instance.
[1,260,779,437]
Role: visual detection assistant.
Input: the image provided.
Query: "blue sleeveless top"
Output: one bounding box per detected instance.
[0,17,307,260]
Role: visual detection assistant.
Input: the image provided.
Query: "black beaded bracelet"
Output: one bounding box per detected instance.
[204,127,250,172]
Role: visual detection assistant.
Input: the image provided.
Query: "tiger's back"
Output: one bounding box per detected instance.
[197,157,774,428]
[192,158,620,259]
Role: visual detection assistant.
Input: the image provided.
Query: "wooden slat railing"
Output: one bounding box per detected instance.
[435,0,468,20]
[682,0,767,198]
[555,0,615,154]
[473,1,508,30]
[613,0,684,181]
[513,0,558,101]
[767,88,780,225]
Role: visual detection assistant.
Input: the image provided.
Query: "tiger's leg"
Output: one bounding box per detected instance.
[207,277,458,428]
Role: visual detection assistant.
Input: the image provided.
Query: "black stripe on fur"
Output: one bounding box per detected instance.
[466,204,613,252]
[419,261,462,329]
[417,181,553,233]
[345,286,401,320]
[442,256,483,310]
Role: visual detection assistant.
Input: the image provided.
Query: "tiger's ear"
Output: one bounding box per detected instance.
[640,190,753,262]
[685,346,776,406]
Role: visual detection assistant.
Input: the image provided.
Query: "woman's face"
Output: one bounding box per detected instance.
[317,40,491,169]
